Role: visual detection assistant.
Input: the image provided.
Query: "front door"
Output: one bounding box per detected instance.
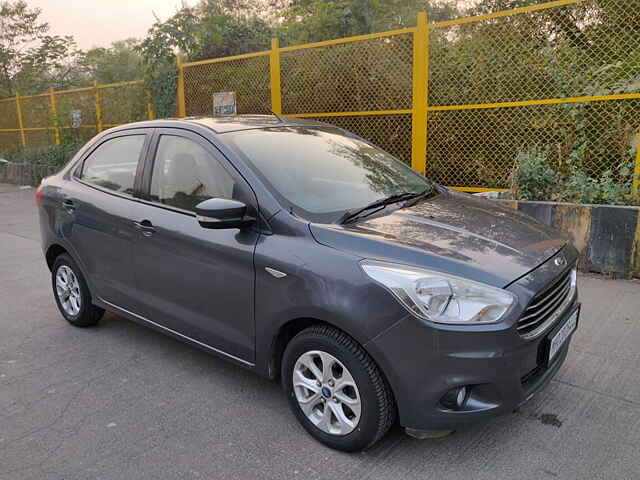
[132,129,258,364]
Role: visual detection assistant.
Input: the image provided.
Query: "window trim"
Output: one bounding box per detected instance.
[72,129,153,199]
[139,127,255,216]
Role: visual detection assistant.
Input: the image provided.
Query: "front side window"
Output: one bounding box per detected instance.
[224,126,431,221]
[150,135,235,212]
[80,135,145,195]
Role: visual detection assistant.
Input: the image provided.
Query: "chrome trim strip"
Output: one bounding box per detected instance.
[525,272,571,310]
[519,269,577,340]
[265,267,287,278]
[100,298,255,367]
[518,280,571,325]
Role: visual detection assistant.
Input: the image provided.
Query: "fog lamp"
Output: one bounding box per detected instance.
[440,386,468,411]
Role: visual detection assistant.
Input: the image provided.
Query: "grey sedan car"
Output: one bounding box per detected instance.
[37,116,579,452]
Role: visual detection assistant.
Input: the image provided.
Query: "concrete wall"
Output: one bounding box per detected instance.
[0,163,58,187]
[495,199,640,279]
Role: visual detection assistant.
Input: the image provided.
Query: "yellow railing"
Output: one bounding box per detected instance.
[0,80,153,153]
[178,0,640,191]
[179,26,417,181]
[2,0,638,193]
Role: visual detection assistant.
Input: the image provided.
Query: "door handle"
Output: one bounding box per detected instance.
[133,219,156,237]
[62,199,75,213]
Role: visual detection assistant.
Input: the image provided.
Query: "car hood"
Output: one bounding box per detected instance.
[309,189,568,287]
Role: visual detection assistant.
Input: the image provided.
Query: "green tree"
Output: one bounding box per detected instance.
[0,0,79,96]
[135,7,200,118]
[467,0,542,14]
[137,1,273,62]
[279,0,460,45]
[136,0,275,117]
[78,39,144,84]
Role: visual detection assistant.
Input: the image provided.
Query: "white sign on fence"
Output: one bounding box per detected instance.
[213,92,237,116]
[70,110,82,128]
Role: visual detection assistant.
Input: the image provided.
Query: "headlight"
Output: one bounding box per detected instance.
[361,260,516,324]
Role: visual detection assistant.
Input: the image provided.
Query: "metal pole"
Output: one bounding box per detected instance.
[94,80,103,132]
[270,38,283,115]
[15,93,26,148]
[146,89,155,120]
[411,12,429,175]
[49,87,61,145]
[177,55,186,117]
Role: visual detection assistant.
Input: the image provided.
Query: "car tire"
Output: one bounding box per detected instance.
[282,325,395,452]
[51,254,104,327]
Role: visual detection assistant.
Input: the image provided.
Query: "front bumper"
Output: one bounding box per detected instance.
[365,295,578,432]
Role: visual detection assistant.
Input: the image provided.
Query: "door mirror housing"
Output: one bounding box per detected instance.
[194,198,254,229]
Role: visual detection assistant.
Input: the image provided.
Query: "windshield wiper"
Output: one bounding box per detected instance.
[338,189,430,225]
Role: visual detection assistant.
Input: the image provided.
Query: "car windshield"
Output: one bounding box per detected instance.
[224,126,432,222]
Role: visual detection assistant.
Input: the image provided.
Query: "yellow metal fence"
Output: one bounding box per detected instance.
[179,0,640,191]
[2,0,638,192]
[0,80,153,154]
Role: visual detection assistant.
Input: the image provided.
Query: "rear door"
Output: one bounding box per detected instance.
[65,129,152,311]
[132,128,259,364]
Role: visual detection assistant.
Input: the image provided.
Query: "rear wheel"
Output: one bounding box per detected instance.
[282,325,395,452]
[52,254,104,327]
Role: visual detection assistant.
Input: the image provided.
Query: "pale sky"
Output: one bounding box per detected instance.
[29,0,198,50]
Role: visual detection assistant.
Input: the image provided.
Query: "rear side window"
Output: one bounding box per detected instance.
[80,135,145,195]
[149,135,235,211]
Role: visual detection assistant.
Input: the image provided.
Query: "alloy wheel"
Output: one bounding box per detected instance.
[292,350,361,436]
[55,265,82,316]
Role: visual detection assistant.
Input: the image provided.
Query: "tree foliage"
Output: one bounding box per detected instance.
[279,0,459,44]
[135,0,276,117]
[78,39,143,84]
[0,0,79,96]
[0,1,144,96]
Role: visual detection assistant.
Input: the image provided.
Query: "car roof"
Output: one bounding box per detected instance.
[109,115,326,134]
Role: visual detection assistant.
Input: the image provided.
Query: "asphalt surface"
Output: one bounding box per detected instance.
[1,183,639,480]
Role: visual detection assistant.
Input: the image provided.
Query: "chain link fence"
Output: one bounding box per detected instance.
[2,0,638,190]
[183,54,272,116]
[179,0,640,190]
[0,81,153,158]
[427,0,640,188]
[180,29,417,173]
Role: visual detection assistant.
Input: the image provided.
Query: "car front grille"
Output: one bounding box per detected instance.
[517,267,576,338]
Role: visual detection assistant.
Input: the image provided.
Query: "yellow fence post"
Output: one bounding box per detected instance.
[49,87,61,145]
[145,89,155,120]
[270,38,283,115]
[94,80,103,133]
[15,93,26,148]
[633,133,640,198]
[177,55,186,117]
[411,12,428,175]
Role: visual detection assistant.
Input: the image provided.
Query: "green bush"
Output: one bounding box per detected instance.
[512,146,639,206]
[511,148,564,201]
[563,162,636,205]
[4,143,83,167]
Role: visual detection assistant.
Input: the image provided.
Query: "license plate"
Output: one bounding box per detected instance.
[548,308,578,363]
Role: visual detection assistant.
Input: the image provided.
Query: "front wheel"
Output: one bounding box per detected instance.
[281,325,395,452]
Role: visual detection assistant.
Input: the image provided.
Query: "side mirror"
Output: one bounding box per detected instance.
[194,198,254,229]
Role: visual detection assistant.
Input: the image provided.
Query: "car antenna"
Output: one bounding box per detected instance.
[264,103,285,123]
[270,109,286,123]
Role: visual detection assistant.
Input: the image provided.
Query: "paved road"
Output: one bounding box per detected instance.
[1,183,639,480]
